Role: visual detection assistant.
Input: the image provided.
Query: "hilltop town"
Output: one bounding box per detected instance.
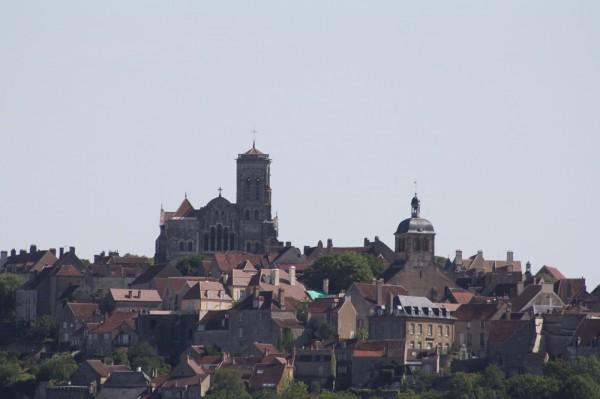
[1,144,598,399]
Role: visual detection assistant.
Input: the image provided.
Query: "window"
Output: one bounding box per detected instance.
[255,178,261,200]
[410,341,415,349]
[426,342,432,350]
[414,239,420,251]
[245,179,251,200]
[480,333,485,346]
[427,324,433,336]
[422,238,428,251]
[445,325,450,337]
[417,342,422,350]
[187,241,193,252]
[238,327,244,338]
[399,238,405,252]
[467,333,472,346]
[254,210,260,220]
[480,320,485,329]
[246,242,252,252]
[179,241,185,251]
[245,210,250,220]
[438,325,443,337]
[409,323,415,335]
[417,324,423,335]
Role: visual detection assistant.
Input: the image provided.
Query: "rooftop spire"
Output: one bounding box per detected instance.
[252,129,257,149]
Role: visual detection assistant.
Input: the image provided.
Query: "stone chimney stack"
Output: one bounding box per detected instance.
[69,246,75,254]
[10,249,16,257]
[364,238,370,247]
[376,278,384,306]
[507,250,514,263]
[323,278,329,295]
[278,288,285,310]
[477,250,483,257]
[455,250,463,266]
[289,266,296,286]
[327,238,333,249]
[30,244,37,254]
[49,248,56,256]
[59,247,64,257]
[271,268,280,286]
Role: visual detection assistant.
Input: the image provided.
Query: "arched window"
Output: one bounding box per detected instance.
[245,209,250,220]
[223,227,229,251]
[254,242,261,253]
[414,238,420,251]
[254,210,260,220]
[422,238,428,251]
[246,242,252,252]
[216,225,223,251]
[187,241,193,252]
[255,178,261,200]
[179,241,185,251]
[245,179,251,200]
[210,227,216,251]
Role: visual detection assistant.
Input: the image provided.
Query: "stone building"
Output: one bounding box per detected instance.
[155,143,282,263]
[380,195,456,300]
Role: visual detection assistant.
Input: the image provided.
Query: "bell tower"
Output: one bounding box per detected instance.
[236,141,275,253]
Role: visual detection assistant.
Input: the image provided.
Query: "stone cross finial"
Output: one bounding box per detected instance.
[218,187,223,197]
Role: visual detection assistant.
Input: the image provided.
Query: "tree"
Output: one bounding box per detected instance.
[446,372,481,399]
[128,342,170,375]
[253,389,279,399]
[0,274,21,322]
[176,255,204,276]
[280,381,310,399]
[112,348,130,367]
[559,375,600,399]
[506,374,559,399]
[278,327,295,353]
[0,352,21,388]
[25,315,57,343]
[207,368,251,399]
[34,353,77,383]
[303,253,374,294]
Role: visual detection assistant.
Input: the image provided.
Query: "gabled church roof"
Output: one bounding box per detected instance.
[174,198,194,217]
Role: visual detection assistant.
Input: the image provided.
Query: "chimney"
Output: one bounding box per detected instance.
[30,244,37,254]
[289,266,296,286]
[364,238,370,247]
[19,250,26,256]
[455,250,463,266]
[477,250,483,257]
[60,247,64,257]
[49,248,56,256]
[303,246,310,255]
[376,278,384,306]
[526,261,531,274]
[69,246,75,254]
[278,288,285,310]
[10,249,16,257]
[374,236,380,242]
[136,367,142,372]
[507,251,514,263]
[317,240,323,248]
[323,278,329,294]
[271,268,280,286]
[327,239,333,249]
[285,241,292,248]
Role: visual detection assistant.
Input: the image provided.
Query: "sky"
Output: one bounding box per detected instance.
[1,2,599,285]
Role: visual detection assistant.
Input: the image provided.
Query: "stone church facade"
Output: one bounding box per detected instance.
[154,144,282,263]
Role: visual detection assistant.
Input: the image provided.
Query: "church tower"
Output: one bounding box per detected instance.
[236,142,277,253]
[394,194,436,267]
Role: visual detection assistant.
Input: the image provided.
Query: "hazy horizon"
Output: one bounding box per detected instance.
[1,2,599,285]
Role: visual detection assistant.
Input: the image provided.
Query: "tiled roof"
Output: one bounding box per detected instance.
[511,285,542,312]
[198,310,228,331]
[254,269,308,302]
[213,252,269,274]
[182,280,231,301]
[458,252,522,273]
[572,319,600,346]
[487,320,532,345]
[308,296,346,313]
[103,370,150,388]
[131,264,182,286]
[350,282,408,304]
[161,374,206,388]
[110,288,162,302]
[447,288,475,304]
[554,278,588,303]
[85,359,129,378]
[452,303,500,321]
[537,266,566,281]
[249,360,287,390]
[174,198,194,218]
[91,312,137,333]
[67,303,100,322]
[56,264,83,277]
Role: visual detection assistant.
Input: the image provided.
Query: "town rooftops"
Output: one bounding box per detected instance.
[452,303,501,322]
[373,295,453,319]
[85,359,129,378]
[349,281,409,304]
[110,288,162,302]
[103,370,150,388]
[67,302,101,321]
[446,287,475,304]
[182,280,231,301]
[91,312,137,334]
[536,265,566,281]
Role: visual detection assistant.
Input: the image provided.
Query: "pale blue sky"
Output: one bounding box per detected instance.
[1,2,599,285]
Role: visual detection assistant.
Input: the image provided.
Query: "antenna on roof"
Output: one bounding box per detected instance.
[252,129,257,149]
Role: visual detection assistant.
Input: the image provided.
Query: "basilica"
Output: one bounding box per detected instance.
[154,143,282,263]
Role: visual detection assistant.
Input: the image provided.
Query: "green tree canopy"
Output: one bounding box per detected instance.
[34,353,77,383]
[25,315,57,344]
[128,342,170,375]
[559,375,600,399]
[176,255,205,276]
[0,274,21,323]
[303,253,375,294]
[207,368,251,399]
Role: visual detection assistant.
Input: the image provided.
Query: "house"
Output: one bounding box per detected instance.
[487,318,543,374]
[109,288,162,312]
[193,310,230,350]
[152,277,203,310]
[445,287,475,305]
[249,356,293,393]
[541,312,587,358]
[208,251,269,279]
[510,283,564,314]
[96,370,151,399]
[87,253,149,295]
[347,279,408,332]
[84,312,138,356]
[70,359,129,392]
[554,278,588,305]
[180,280,233,316]
[535,265,566,283]
[294,346,336,390]
[129,263,182,289]
[1,245,58,281]
[137,312,198,360]
[567,318,600,359]
[307,293,357,339]
[350,340,412,388]
[158,346,213,399]
[452,301,506,358]
[225,290,305,352]
[269,245,310,274]
[369,295,455,355]
[303,237,395,267]
[58,302,102,349]
[223,260,259,301]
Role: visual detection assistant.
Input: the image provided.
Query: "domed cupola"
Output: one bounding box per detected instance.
[394,194,436,260]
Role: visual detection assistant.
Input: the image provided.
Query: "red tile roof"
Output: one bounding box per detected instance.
[56,264,83,277]
[447,288,475,304]
[174,198,194,218]
[537,266,566,281]
[308,296,346,313]
[213,252,268,274]
[110,288,162,303]
[452,303,501,321]
[91,312,137,333]
[67,303,100,322]
[488,320,531,345]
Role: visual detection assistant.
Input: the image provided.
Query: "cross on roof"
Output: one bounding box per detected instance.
[218,187,223,197]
